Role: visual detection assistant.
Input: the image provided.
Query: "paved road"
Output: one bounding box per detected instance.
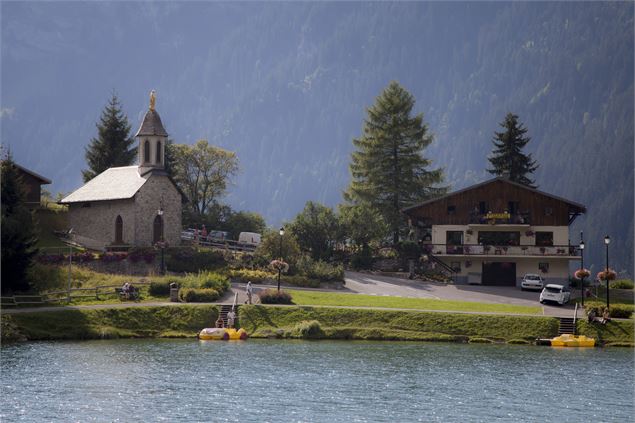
[2,272,582,318]
[342,271,580,318]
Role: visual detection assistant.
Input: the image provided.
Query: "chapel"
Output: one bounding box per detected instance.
[61,91,183,250]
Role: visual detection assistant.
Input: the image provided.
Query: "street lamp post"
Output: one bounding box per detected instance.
[67,228,73,303]
[604,235,610,309]
[158,207,165,275]
[277,227,285,292]
[579,232,585,308]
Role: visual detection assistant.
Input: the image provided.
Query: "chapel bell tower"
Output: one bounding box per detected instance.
[136,90,168,172]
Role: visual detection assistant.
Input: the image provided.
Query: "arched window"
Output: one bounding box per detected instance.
[153,215,164,244]
[144,140,150,164]
[115,215,123,244]
[156,140,162,164]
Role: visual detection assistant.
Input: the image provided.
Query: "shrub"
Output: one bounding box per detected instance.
[507,339,530,345]
[610,279,634,290]
[166,247,226,273]
[351,250,373,270]
[178,271,230,292]
[282,275,321,288]
[27,263,66,293]
[292,320,324,339]
[100,252,128,262]
[149,280,174,297]
[398,241,421,260]
[296,255,344,282]
[228,269,275,283]
[128,247,156,264]
[585,301,633,319]
[179,288,220,302]
[258,288,293,304]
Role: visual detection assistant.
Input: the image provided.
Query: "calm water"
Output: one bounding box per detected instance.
[1,339,633,422]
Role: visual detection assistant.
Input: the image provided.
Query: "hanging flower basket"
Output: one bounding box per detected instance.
[574,268,591,280]
[269,259,289,273]
[525,230,535,237]
[597,269,617,281]
[465,261,472,268]
[466,229,474,235]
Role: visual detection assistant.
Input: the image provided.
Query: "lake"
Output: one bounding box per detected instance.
[1,339,633,422]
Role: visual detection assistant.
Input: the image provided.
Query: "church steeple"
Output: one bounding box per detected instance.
[136,90,167,170]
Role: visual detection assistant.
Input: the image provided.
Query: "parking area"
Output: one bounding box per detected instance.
[343,271,578,317]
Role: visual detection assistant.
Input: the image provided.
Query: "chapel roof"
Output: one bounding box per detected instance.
[135,109,168,137]
[59,166,148,203]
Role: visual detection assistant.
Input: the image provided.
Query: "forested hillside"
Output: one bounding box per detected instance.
[1,2,632,274]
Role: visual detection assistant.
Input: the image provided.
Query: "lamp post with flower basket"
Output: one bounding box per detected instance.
[604,235,611,309]
[578,232,585,307]
[277,227,285,291]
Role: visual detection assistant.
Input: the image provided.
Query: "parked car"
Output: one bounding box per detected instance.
[521,273,544,291]
[539,284,571,305]
[238,232,261,246]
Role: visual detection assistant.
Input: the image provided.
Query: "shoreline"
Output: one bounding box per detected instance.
[2,304,633,347]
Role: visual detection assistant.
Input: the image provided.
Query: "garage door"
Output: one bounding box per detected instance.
[482,262,516,286]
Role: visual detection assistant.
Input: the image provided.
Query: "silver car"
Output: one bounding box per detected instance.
[539,284,571,305]
[521,273,544,291]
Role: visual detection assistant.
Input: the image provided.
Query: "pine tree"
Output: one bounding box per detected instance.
[345,81,446,244]
[487,113,539,188]
[1,154,39,293]
[82,94,137,182]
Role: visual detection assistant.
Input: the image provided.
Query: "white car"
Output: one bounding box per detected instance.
[521,273,544,291]
[540,284,571,305]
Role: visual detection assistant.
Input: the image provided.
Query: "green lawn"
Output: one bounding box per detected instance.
[286,289,542,315]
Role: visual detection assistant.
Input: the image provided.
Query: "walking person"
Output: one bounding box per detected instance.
[246,281,253,305]
[227,309,236,329]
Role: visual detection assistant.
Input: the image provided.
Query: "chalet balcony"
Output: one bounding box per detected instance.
[423,244,580,258]
[468,212,531,226]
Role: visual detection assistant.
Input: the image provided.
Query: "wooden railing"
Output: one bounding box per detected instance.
[423,244,579,257]
[1,282,151,307]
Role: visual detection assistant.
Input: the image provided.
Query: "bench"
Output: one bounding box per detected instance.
[115,287,140,301]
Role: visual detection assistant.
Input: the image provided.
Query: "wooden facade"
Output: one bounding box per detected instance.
[403,178,585,226]
[14,164,51,208]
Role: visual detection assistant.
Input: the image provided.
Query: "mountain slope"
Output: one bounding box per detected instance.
[1,1,632,274]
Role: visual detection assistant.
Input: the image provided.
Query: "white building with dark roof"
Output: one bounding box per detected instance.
[61,91,183,250]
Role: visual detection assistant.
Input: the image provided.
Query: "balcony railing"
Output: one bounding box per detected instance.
[423,244,579,257]
[468,212,531,225]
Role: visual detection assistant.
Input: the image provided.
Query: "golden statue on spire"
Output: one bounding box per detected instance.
[149,90,156,111]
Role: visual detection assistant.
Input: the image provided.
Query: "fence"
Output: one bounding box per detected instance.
[1,282,151,307]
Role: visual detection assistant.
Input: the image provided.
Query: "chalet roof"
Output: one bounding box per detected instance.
[14,163,51,184]
[60,166,147,203]
[402,177,586,214]
[135,109,168,137]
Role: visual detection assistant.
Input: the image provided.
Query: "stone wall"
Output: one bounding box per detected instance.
[67,172,182,249]
[68,198,136,249]
[134,175,182,246]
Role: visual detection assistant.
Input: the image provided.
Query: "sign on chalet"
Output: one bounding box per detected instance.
[402,177,586,286]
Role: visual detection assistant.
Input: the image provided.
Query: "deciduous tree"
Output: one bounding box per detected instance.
[289,201,339,260]
[171,140,239,218]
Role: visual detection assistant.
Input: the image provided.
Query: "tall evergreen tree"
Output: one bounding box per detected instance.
[1,154,39,293]
[487,113,539,188]
[82,94,137,182]
[345,81,446,244]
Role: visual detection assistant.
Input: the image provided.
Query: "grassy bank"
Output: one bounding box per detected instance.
[577,320,635,346]
[4,304,632,346]
[1,305,219,342]
[239,305,559,343]
[287,290,542,314]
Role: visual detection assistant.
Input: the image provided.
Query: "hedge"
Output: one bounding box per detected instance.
[179,288,220,303]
